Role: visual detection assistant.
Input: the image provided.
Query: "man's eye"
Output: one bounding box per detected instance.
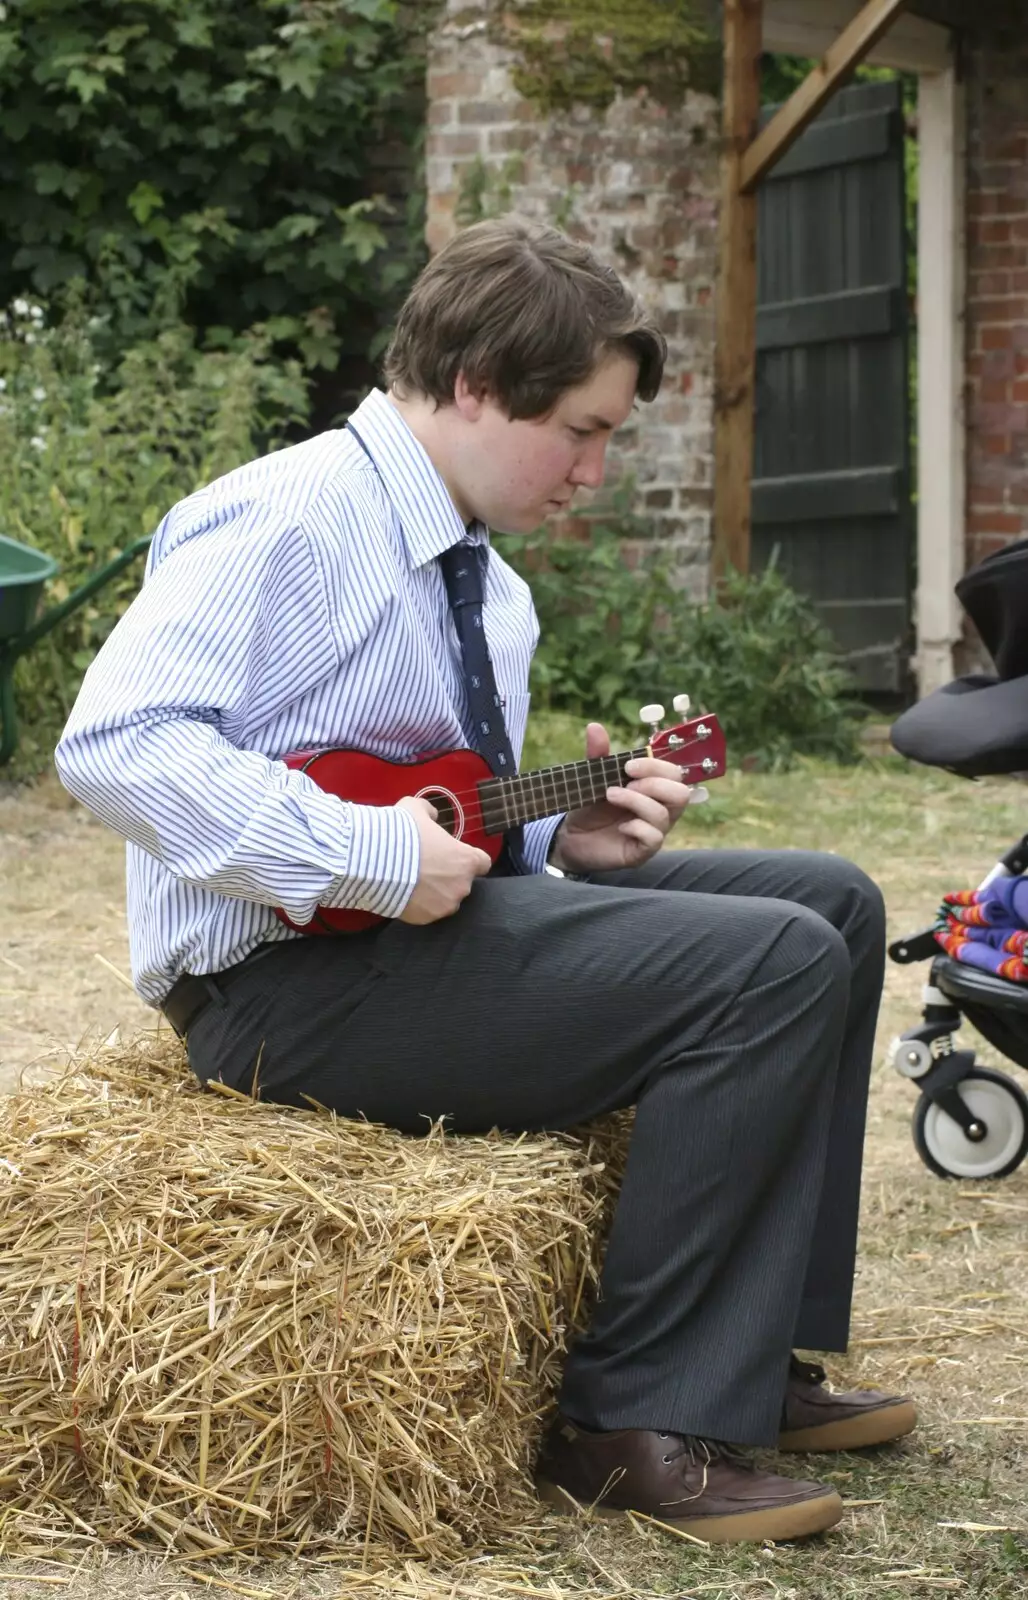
[570,426,593,440]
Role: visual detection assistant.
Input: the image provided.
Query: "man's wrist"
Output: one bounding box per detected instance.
[546,823,589,882]
[546,822,568,872]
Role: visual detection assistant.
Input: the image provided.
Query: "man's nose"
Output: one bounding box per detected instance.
[569,439,608,490]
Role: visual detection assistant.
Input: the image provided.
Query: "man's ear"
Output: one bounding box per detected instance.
[454,371,487,422]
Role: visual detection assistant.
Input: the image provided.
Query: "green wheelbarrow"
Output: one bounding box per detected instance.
[0,531,152,765]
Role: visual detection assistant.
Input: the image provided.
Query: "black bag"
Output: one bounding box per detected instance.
[956,536,1028,683]
[891,537,1028,777]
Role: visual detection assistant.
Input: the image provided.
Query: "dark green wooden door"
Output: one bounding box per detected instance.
[753,78,912,693]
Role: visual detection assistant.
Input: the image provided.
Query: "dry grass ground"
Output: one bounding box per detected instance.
[0,777,151,1092]
[1,743,1026,1599]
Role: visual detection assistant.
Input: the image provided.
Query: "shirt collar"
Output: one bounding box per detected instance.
[345,388,485,568]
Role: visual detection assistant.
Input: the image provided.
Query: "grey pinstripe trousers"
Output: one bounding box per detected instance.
[186,849,885,1448]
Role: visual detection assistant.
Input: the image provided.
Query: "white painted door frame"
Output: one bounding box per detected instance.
[762,1,966,695]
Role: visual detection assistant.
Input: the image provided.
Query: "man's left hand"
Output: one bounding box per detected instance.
[548,721,698,875]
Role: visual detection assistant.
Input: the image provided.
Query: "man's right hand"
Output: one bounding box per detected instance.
[396,795,492,923]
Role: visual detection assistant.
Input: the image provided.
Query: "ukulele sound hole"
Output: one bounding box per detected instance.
[416,786,463,838]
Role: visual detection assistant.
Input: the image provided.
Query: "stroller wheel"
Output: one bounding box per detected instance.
[913,1067,1028,1179]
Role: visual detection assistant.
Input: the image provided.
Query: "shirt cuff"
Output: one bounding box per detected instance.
[522,815,566,875]
[322,801,421,918]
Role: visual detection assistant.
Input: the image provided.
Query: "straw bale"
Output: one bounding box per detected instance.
[0,1035,630,1562]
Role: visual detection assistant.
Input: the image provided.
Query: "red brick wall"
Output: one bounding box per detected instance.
[425,0,721,589]
[964,36,1028,567]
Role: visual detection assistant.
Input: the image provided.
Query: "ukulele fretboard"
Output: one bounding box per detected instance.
[477,748,650,834]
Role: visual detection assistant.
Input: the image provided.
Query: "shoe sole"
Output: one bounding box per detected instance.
[535,1480,844,1544]
[778,1399,917,1453]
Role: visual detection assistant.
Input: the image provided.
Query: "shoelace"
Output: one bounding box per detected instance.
[656,1432,751,1470]
[652,1433,752,1509]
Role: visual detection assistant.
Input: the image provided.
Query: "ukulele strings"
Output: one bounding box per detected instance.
[306,742,700,816]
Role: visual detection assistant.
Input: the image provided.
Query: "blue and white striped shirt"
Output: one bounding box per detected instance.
[55,389,563,1006]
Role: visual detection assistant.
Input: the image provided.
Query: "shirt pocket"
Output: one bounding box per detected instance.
[500,690,531,769]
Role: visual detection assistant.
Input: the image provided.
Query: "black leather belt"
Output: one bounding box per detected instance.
[161,945,277,1039]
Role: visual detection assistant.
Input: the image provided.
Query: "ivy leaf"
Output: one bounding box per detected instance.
[270,212,321,245]
[64,68,109,104]
[101,25,148,55]
[296,324,341,371]
[174,16,215,50]
[31,162,70,195]
[0,28,21,73]
[258,314,308,342]
[223,79,255,107]
[126,182,164,226]
[275,54,324,99]
[336,198,388,264]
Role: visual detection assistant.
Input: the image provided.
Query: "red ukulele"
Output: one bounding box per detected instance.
[275,695,726,934]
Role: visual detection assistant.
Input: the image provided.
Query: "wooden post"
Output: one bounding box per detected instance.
[916,65,965,696]
[711,0,763,580]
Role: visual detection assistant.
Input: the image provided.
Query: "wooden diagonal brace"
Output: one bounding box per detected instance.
[739,0,911,194]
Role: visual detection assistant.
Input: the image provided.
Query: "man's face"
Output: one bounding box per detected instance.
[451,351,640,534]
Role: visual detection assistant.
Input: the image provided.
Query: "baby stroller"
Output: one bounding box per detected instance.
[887,537,1028,1180]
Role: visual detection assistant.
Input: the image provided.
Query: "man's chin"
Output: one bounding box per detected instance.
[487,512,541,536]
[487,502,571,534]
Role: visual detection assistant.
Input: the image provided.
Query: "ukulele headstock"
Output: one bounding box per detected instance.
[641,695,727,784]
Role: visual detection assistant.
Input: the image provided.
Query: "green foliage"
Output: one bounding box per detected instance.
[519,707,595,773]
[0,294,307,771]
[454,155,526,228]
[496,489,670,726]
[454,152,583,233]
[0,0,425,374]
[665,560,864,771]
[501,0,719,114]
[495,494,862,772]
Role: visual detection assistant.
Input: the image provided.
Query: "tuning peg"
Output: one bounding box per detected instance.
[672,693,691,716]
[639,703,665,737]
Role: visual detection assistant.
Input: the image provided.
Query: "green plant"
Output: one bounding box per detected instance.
[0,0,426,376]
[671,560,864,770]
[454,155,527,227]
[501,0,719,113]
[495,495,862,771]
[496,485,672,727]
[0,294,308,770]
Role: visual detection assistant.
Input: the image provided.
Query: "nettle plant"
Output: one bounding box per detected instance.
[0,293,308,768]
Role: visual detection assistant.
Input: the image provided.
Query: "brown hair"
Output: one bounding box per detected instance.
[382,216,666,419]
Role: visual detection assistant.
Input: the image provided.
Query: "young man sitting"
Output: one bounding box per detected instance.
[56,217,914,1545]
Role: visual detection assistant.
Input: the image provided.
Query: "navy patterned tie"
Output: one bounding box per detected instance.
[438,541,528,874]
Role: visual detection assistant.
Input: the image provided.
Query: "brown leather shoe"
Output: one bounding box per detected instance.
[535,1416,843,1543]
[778,1356,917,1451]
